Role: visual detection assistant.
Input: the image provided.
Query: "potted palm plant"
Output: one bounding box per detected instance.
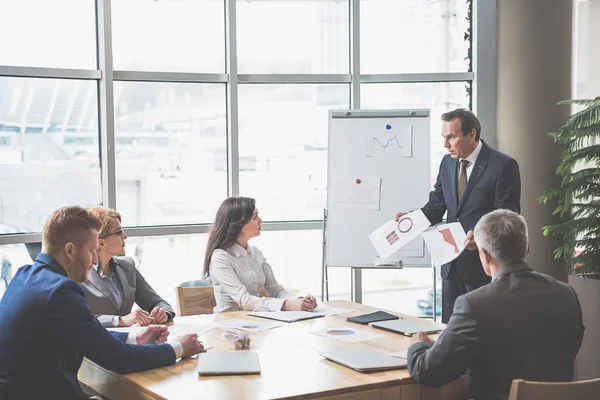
[539,97,600,380]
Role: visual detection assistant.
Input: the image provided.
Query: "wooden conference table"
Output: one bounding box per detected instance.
[78,301,469,400]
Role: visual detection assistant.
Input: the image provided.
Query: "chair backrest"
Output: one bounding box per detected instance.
[508,378,600,400]
[176,284,217,316]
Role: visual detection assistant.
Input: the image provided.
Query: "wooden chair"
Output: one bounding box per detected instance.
[175,280,216,316]
[508,377,600,400]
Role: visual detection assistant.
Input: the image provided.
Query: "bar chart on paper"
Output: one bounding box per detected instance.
[331,177,381,210]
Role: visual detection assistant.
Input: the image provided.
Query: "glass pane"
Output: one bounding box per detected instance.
[238,84,349,221]
[120,234,207,309]
[349,268,438,317]
[361,82,470,183]
[251,230,323,296]
[360,0,470,73]
[0,0,96,69]
[0,244,31,300]
[237,0,349,74]
[112,0,225,73]
[575,0,600,99]
[113,82,227,226]
[0,77,101,233]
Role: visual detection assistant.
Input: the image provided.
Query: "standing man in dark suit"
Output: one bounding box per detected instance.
[407,210,584,400]
[395,109,521,322]
[0,206,204,400]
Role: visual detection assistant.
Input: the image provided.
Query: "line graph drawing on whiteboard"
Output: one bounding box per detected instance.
[331,177,381,210]
[366,128,413,157]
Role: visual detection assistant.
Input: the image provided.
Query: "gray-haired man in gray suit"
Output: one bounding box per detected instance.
[407,209,584,400]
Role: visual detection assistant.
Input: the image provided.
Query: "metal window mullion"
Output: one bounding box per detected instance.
[350,0,361,109]
[0,66,101,80]
[238,74,351,84]
[96,0,117,209]
[360,72,475,83]
[113,70,228,83]
[226,0,239,197]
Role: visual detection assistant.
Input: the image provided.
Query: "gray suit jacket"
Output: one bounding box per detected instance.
[81,256,175,327]
[407,262,584,400]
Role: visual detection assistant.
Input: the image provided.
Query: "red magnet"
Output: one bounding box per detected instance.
[355,178,361,184]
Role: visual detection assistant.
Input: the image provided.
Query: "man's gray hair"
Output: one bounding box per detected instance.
[473,209,528,265]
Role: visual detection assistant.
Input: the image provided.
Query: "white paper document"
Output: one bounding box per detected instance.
[217,318,284,332]
[365,129,413,158]
[108,324,215,338]
[389,349,409,359]
[331,176,381,210]
[369,209,431,260]
[247,311,325,323]
[310,326,386,343]
[311,305,353,316]
[107,326,144,335]
[421,222,467,267]
[168,324,215,338]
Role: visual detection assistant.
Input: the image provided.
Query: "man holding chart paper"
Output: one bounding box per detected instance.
[395,109,521,322]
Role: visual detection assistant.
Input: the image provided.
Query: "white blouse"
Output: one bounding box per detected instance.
[209,244,298,313]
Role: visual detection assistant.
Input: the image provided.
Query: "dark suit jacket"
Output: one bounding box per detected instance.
[81,256,175,327]
[407,262,584,400]
[0,254,175,400]
[421,140,521,286]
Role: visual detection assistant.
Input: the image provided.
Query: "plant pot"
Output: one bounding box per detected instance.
[569,274,600,380]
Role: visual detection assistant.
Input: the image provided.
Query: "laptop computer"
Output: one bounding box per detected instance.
[369,319,442,336]
[321,349,407,372]
[197,352,261,376]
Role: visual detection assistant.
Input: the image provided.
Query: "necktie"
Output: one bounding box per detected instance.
[458,159,470,203]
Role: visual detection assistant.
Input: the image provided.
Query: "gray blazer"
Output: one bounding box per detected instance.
[407,262,584,400]
[81,256,175,327]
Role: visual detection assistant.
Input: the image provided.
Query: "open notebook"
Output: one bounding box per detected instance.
[247,311,325,323]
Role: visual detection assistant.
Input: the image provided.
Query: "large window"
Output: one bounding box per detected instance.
[238,84,348,220]
[360,0,470,74]
[0,77,101,233]
[113,81,227,226]
[111,0,225,73]
[0,0,97,69]
[0,0,474,316]
[237,0,349,74]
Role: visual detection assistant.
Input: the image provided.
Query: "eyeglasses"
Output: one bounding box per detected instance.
[101,228,125,239]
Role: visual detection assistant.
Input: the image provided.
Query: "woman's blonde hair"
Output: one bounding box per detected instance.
[87,206,122,238]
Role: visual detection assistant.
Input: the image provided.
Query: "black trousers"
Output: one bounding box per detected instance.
[441,265,490,323]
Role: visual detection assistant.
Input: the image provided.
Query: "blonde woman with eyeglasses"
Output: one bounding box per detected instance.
[80,207,175,327]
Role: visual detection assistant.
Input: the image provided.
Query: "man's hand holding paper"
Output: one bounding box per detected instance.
[421,222,468,266]
[369,209,431,260]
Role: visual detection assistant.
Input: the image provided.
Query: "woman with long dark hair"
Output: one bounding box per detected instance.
[204,197,317,313]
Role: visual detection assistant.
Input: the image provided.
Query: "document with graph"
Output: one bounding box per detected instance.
[331,176,381,210]
[368,209,430,260]
[421,222,467,267]
[365,128,413,157]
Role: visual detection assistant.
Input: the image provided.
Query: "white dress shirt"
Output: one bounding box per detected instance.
[210,244,298,313]
[124,331,183,359]
[457,139,483,181]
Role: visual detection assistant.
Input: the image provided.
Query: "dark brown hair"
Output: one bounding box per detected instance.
[203,197,256,278]
[42,206,102,255]
[441,108,481,141]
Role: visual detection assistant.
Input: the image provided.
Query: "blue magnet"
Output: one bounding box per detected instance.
[385,124,392,130]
